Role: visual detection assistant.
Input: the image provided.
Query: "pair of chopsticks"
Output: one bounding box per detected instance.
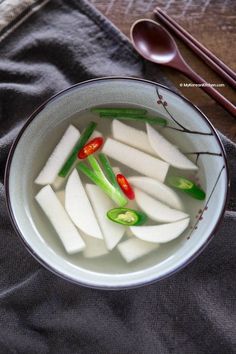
[154,7,236,90]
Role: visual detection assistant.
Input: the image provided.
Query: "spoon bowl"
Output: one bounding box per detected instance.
[130,19,178,65]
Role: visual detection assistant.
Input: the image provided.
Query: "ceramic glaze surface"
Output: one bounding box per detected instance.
[6,78,228,289]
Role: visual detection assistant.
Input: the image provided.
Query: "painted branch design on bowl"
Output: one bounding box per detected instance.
[154,87,226,239]
[185,151,222,164]
[156,87,213,136]
[187,165,225,239]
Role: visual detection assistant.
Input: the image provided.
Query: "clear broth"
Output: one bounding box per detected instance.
[32,106,205,274]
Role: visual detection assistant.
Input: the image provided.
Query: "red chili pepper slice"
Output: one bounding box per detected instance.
[116,174,135,200]
[78,137,103,159]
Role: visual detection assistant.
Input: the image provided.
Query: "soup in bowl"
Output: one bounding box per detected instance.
[5,77,229,289]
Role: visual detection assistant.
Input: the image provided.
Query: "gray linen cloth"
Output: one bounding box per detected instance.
[0,0,235,353]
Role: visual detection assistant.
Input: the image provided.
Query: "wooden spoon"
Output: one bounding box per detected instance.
[130,19,236,117]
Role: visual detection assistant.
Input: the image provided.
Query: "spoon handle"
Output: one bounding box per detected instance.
[154,8,236,87]
[179,65,236,117]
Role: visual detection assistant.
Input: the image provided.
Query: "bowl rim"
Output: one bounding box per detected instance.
[4,76,230,290]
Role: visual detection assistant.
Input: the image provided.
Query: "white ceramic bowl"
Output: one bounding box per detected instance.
[5,77,229,289]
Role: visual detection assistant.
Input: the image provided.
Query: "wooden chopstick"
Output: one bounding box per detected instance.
[154,7,236,89]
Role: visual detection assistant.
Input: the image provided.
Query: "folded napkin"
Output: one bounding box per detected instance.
[0,1,235,353]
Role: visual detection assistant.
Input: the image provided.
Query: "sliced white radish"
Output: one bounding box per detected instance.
[35,125,80,185]
[55,188,108,257]
[102,138,169,183]
[65,169,103,239]
[35,185,85,254]
[130,218,190,243]
[134,188,188,223]
[85,184,125,250]
[56,190,65,206]
[128,176,183,210]
[146,124,198,170]
[117,238,159,262]
[112,120,155,155]
[83,234,108,258]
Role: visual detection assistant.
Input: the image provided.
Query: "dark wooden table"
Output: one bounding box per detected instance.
[91,0,236,142]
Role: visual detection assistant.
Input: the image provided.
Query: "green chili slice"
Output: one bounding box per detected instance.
[167,176,206,200]
[99,113,167,126]
[91,107,147,115]
[107,208,147,226]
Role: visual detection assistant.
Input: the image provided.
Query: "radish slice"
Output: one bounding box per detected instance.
[146,124,198,170]
[65,169,103,239]
[35,185,85,254]
[112,120,155,155]
[128,176,183,210]
[102,138,169,183]
[134,188,188,223]
[35,125,80,185]
[117,238,159,262]
[56,190,65,206]
[85,184,125,250]
[83,234,108,258]
[130,218,190,243]
[55,188,108,257]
